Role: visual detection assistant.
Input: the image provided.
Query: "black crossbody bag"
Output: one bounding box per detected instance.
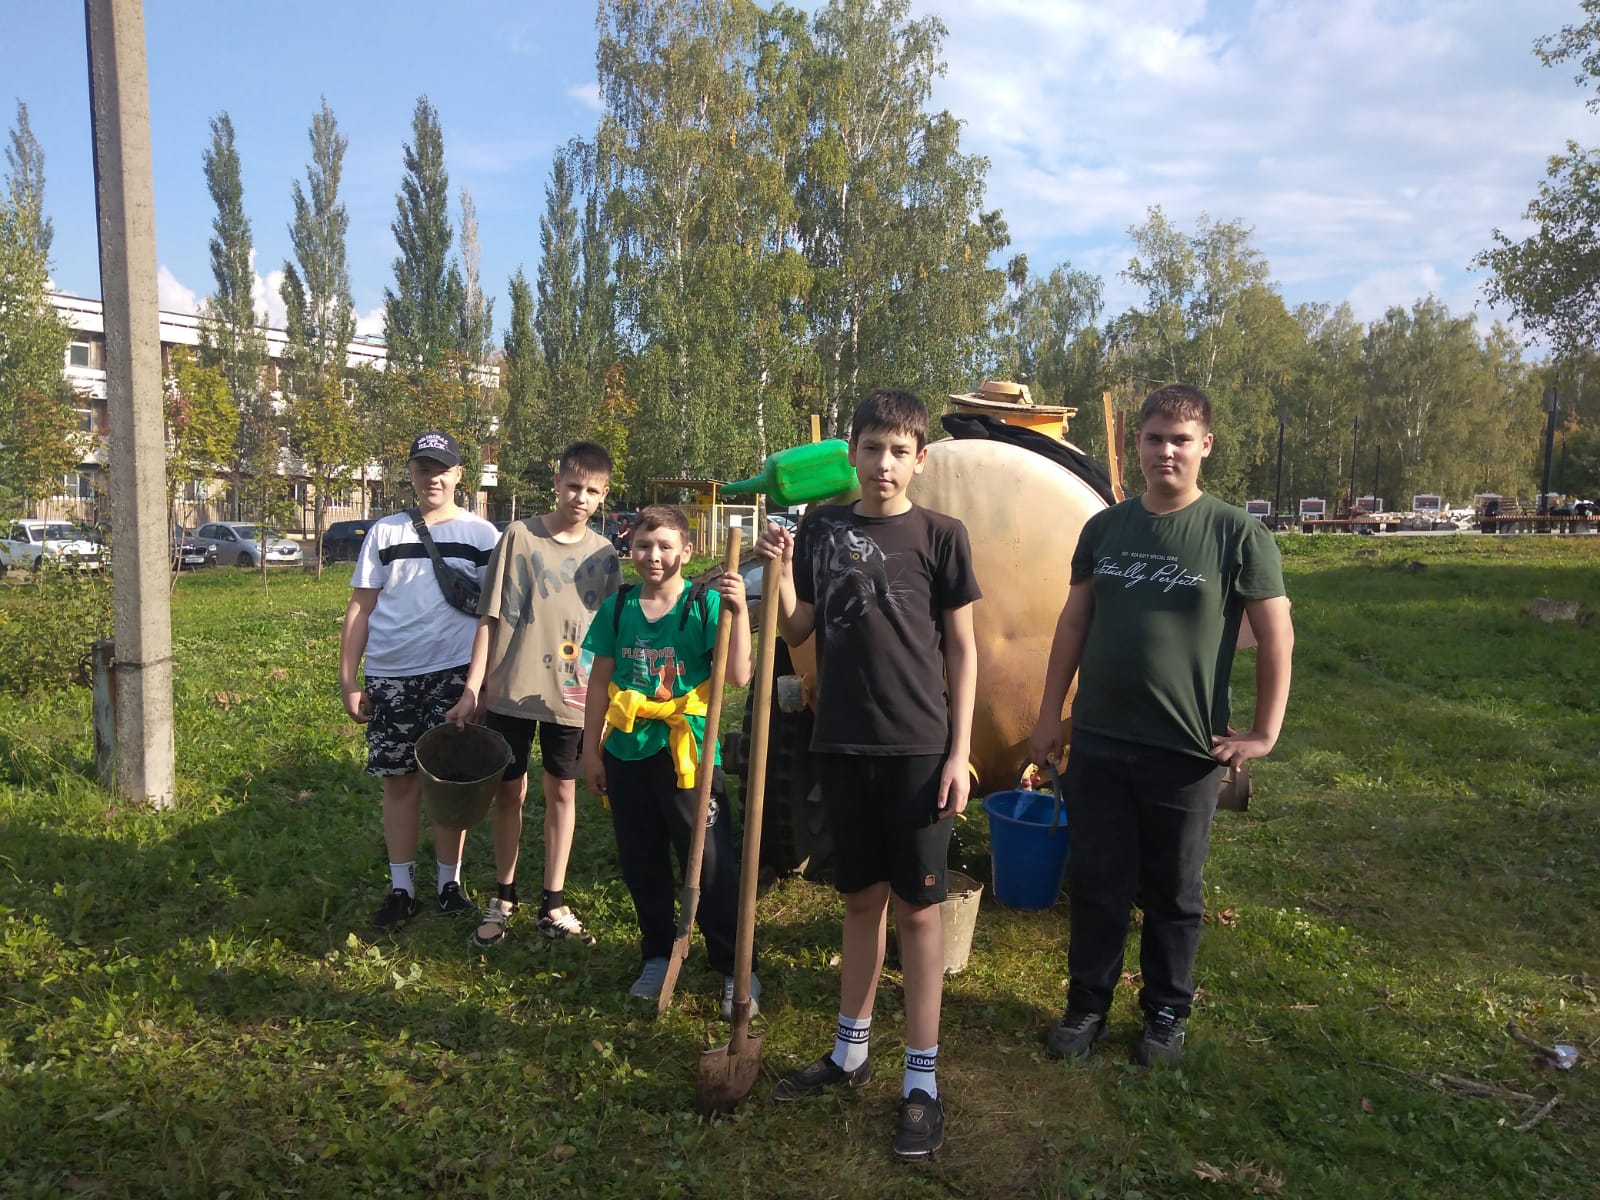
[407,507,482,616]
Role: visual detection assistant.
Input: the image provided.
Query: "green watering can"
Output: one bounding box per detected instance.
[723,440,857,507]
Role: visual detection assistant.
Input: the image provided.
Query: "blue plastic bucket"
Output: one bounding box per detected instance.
[982,789,1070,909]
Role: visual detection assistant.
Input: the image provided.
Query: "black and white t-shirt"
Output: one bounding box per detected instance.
[794,503,981,755]
[350,511,500,677]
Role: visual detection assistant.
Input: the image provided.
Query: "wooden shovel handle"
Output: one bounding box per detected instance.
[728,552,781,1040]
[677,529,743,912]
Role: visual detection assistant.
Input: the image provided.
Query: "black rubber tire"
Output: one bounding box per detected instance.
[237,551,253,568]
[736,640,831,877]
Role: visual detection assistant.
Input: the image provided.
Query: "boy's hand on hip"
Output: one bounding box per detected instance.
[1210,729,1275,769]
[342,686,371,724]
[937,756,970,818]
[714,569,747,612]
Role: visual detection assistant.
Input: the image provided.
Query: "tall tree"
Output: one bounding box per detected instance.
[798,0,1006,435]
[498,267,547,511]
[280,99,355,379]
[5,99,51,262]
[198,112,271,519]
[536,143,585,455]
[456,186,494,369]
[165,346,239,533]
[996,255,1106,455]
[384,96,462,370]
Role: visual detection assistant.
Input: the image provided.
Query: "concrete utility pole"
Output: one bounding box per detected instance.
[85,0,175,807]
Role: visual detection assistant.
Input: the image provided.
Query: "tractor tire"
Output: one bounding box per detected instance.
[732,640,831,878]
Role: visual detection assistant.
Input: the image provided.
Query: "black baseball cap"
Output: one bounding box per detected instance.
[408,431,460,467]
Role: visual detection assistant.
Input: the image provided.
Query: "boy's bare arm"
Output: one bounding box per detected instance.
[444,617,494,726]
[581,655,617,795]
[1212,595,1293,768]
[338,589,380,723]
[937,602,978,816]
[1028,581,1096,767]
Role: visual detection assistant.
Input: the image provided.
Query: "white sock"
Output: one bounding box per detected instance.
[904,1044,938,1099]
[436,860,461,893]
[831,1014,871,1072]
[389,861,415,897]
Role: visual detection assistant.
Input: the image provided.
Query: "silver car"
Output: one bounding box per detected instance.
[192,522,304,568]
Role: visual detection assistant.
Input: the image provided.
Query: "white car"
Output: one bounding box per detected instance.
[191,522,304,568]
[0,519,106,573]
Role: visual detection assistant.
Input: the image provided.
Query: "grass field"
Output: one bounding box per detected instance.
[1,536,1596,1198]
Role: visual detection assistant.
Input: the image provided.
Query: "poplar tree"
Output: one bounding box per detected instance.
[536,144,584,453]
[199,112,271,520]
[498,268,547,510]
[5,100,51,261]
[384,96,462,371]
[0,100,74,517]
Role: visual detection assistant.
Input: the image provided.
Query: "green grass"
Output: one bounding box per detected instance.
[1,538,1598,1198]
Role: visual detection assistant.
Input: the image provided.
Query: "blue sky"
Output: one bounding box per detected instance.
[4,1,1596,342]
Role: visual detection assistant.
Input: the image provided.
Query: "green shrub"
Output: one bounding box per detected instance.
[0,570,113,697]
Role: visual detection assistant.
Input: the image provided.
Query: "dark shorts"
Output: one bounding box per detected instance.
[364,665,468,777]
[815,753,951,905]
[485,711,583,781]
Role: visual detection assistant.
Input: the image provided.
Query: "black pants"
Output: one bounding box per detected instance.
[1064,733,1222,1019]
[604,748,741,974]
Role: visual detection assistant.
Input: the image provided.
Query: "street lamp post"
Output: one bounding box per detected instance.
[1273,408,1287,524]
[1540,386,1558,515]
[1349,416,1360,516]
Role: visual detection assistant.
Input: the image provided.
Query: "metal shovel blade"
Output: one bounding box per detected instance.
[695,1023,764,1115]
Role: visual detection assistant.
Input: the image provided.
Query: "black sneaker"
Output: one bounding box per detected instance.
[773,1053,872,1101]
[893,1088,945,1160]
[373,888,418,931]
[1136,1007,1186,1066]
[435,881,474,917]
[1045,1008,1107,1061]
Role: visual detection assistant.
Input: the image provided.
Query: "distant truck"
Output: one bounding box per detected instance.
[0,518,105,574]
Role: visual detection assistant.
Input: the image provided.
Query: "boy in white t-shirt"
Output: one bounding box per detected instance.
[338,431,501,930]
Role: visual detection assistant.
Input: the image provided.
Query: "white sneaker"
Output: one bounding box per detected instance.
[472,896,515,947]
[537,904,596,947]
[721,972,761,1020]
[630,957,670,999]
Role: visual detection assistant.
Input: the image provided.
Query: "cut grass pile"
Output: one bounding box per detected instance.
[1,536,1597,1198]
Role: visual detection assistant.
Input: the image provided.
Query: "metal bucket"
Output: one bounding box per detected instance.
[940,870,984,975]
[414,723,512,831]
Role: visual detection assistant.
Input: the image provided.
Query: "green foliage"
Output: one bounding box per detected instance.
[280,98,356,378]
[0,571,111,697]
[4,99,51,261]
[166,347,240,528]
[0,542,1597,1197]
[384,96,463,371]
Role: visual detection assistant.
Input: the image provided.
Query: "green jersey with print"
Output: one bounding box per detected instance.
[583,584,722,764]
[1070,492,1285,760]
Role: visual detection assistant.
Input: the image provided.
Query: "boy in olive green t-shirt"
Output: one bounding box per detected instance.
[1029,383,1294,1069]
[580,505,756,1015]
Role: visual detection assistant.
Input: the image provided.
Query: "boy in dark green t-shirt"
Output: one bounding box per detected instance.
[580,506,755,1015]
[1030,383,1294,1068]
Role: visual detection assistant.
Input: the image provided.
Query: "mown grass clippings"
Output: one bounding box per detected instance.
[1,537,1597,1198]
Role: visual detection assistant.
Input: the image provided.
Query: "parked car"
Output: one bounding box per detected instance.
[192,522,304,568]
[320,519,375,564]
[171,528,217,571]
[0,519,106,574]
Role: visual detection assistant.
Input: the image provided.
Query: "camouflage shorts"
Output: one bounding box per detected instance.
[364,665,469,777]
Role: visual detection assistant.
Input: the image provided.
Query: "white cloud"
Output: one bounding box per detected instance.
[251,253,287,330]
[157,265,199,314]
[567,81,602,111]
[355,306,386,338]
[927,0,1595,322]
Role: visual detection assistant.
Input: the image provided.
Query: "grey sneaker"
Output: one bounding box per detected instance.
[629,956,670,1000]
[537,905,597,947]
[472,896,515,948]
[1136,1007,1186,1066]
[720,973,762,1020]
[1045,1009,1107,1061]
